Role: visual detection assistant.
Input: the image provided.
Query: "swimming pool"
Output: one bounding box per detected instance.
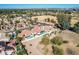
[26,34,35,39]
[25,31,47,41]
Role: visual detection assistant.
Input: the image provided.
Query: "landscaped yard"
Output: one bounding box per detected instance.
[16,40,28,55]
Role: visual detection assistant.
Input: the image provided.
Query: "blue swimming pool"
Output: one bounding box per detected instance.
[26,34,35,39]
[25,31,47,40]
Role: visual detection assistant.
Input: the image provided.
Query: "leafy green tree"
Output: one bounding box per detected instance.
[57,14,71,30]
[63,40,68,43]
[15,20,20,24]
[76,44,79,47]
[47,18,50,22]
[16,39,28,55]
[73,22,79,33]
[40,36,50,46]
[16,36,23,41]
[45,18,50,22]
[15,30,21,35]
[51,19,56,23]
[34,18,38,23]
[9,15,15,18]
[53,46,64,55]
[51,36,63,45]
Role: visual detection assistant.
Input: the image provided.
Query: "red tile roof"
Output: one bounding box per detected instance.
[31,25,41,33]
[18,29,31,37]
[7,39,16,46]
[44,26,49,31]
[10,39,16,44]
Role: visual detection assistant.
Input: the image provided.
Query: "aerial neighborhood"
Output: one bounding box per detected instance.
[0,8,79,55]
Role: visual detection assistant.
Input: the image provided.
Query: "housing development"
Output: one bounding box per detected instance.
[0,7,79,55]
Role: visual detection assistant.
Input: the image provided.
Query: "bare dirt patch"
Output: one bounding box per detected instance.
[57,30,79,55]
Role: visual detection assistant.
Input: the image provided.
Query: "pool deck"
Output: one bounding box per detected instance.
[22,35,43,55]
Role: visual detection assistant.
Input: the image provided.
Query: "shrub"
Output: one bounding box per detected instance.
[51,36,63,45]
[57,14,71,30]
[44,49,49,54]
[53,46,64,55]
[76,44,79,47]
[73,22,79,33]
[15,20,20,23]
[15,30,21,35]
[40,36,50,46]
[63,40,68,43]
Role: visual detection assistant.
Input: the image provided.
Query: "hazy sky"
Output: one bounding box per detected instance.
[0,4,79,9]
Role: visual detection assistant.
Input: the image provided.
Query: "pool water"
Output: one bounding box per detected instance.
[26,34,35,39]
[40,31,47,36]
[25,31,47,41]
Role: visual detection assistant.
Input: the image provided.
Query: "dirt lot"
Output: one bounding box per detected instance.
[58,30,79,55]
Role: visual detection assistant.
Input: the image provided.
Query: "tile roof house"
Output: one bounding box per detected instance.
[7,39,16,46]
[31,25,41,34]
[17,23,26,29]
[5,46,15,55]
[18,29,31,37]
[0,39,16,55]
[18,25,41,37]
[44,26,50,32]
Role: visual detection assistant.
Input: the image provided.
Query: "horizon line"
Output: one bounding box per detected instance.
[0,4,79,9]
